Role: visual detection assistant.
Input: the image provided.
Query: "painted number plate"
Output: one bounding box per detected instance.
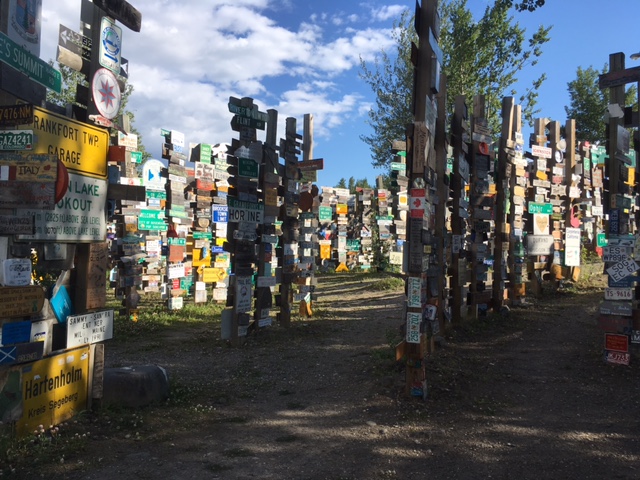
[605,351,630,366]
[604,288,634,300]
[607,259,640,283]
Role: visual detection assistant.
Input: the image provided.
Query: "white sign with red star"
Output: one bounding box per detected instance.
[91,67,121,120]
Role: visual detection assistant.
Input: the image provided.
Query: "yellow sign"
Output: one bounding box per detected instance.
[192,247,211,267]
[336,204,348,215]
[320,243,331,260]
[17,106,109,179]
[17,346,89,436]
[202,267,227,283]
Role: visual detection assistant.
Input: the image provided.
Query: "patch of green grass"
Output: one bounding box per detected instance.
[370,276,405,291]
[1,422,89,476]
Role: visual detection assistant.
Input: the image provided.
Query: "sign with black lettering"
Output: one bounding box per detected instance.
[66,310,114,348]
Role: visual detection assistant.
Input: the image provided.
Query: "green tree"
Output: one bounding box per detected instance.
[335,178,347,189]
[360,0,551,169]
[359,9,414,169]
[565,65,638,144]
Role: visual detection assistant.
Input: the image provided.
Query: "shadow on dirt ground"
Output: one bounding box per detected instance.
[7,273,640,480]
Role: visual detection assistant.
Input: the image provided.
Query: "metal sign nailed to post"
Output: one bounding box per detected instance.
[0,31,61,92]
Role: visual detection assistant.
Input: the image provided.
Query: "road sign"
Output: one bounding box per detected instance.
[228,197,264,223]
[57,24,91,73]
[0,31,61,92]
[238,157,259,177]
[91,68,121,120]
[231,115,265,130]
[528,202,552,215]
[16,106,109,179]
[99,16,122,74]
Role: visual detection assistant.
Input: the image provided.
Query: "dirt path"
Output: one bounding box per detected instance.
[26,274,640,479]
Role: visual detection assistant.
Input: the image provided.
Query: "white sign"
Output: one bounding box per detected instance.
[526,235,554,256]
[607,259,640,283]
[66,310,114,349]
[564,227,581,267]
[0,258,32,286]
[406,312,421,344]
[117,131,138,150]
[16,173,107,242]
[99,16,122,74]
[407,276,422,307]
[235,276,253,312]
[531,145,552,159]
[604,288,633,301]
[167,263,186,279]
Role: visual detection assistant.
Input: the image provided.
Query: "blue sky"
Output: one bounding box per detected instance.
[39,0,640,189]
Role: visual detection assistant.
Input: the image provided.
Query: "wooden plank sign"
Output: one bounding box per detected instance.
[0,153,57,209]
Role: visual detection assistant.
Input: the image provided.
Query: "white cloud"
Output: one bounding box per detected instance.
[40,0,403,161]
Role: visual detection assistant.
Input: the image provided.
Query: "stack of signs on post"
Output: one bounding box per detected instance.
[296,210,318,309]
[255,136,280,327]
[190,144,215,303]
[578,143,604,246]
[208,146,230,302]
[334,187,350,266]
[359,188,374,269]
[161,129,188,309]
[504,125,526,298]
[600,237,638,365]
[468,116,494,313]
[318,187,334,267]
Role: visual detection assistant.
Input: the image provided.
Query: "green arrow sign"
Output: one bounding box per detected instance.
[0,32,61,92]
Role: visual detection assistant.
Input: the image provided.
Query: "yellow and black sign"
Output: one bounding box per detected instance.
[16,106,108,179]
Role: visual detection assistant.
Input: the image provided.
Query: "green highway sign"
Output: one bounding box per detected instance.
[231,114,265,130]
[146,189,166,200]
[138,218,167,231]
[131,151,143,163]
[239,157,259,178]
[139,209,164,219]
[528,202,553,215]
[0,32,61,93]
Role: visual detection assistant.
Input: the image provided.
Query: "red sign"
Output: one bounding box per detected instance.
[605,333,629,353]
[597,315,632,333]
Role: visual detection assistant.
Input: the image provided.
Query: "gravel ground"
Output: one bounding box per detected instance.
[14,271,640,480]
